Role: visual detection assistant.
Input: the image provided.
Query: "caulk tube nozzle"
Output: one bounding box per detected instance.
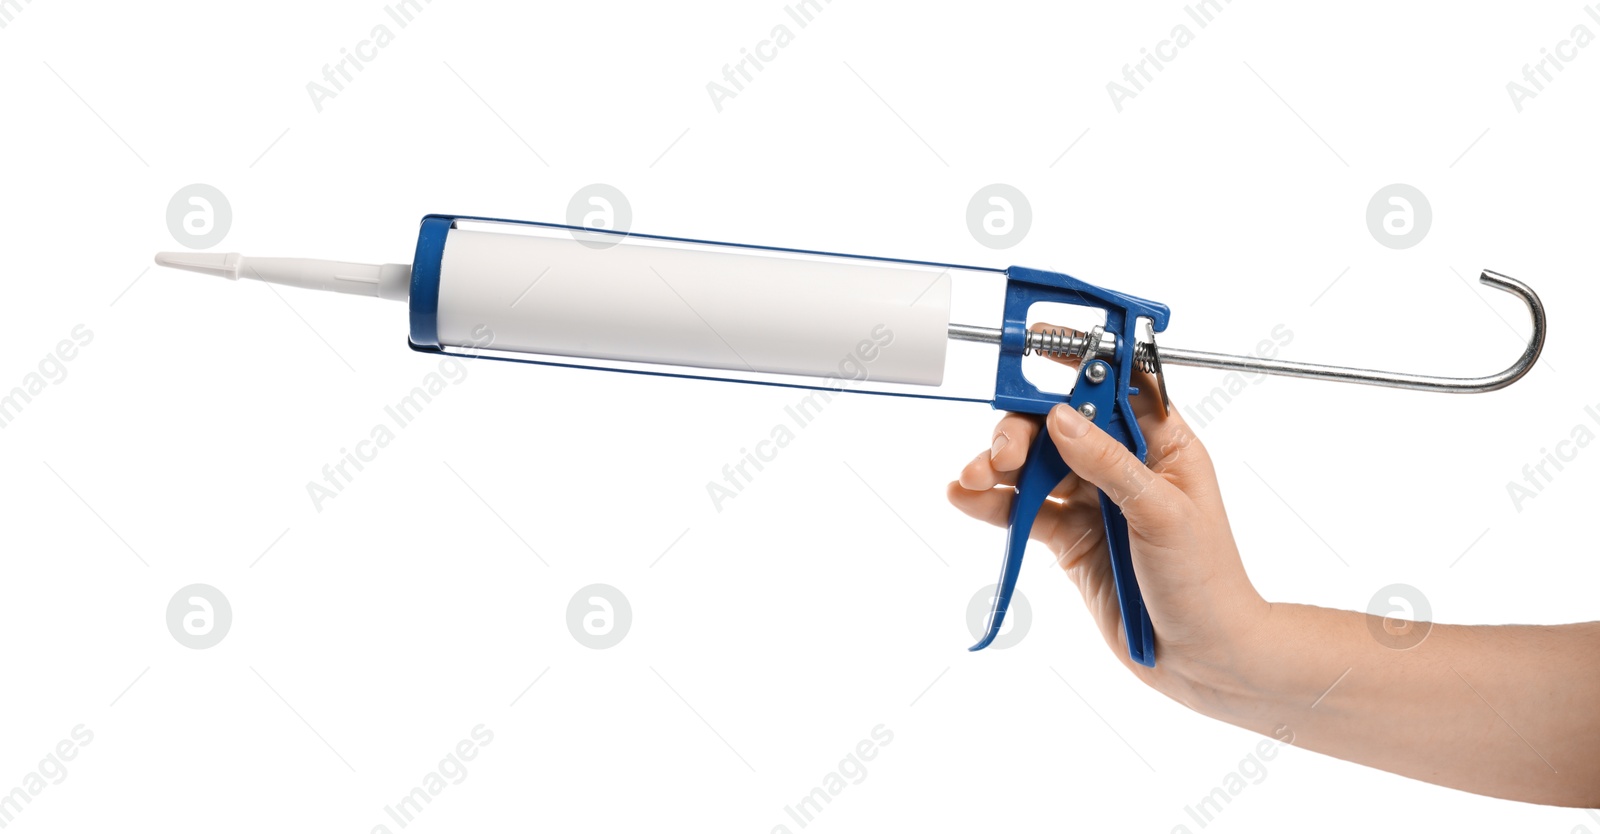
[153,252,411,301]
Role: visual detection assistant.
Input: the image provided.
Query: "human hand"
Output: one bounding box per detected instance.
[948,327,1600,806]
[947,331,1269,699]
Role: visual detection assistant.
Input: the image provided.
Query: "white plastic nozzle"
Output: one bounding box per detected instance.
[153,252,411,301]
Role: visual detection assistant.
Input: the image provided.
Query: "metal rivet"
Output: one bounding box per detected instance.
[1077,403,1098,421]
[1085,361,1108,384]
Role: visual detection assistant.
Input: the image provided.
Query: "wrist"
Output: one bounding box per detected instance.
[1158,599,1302,726]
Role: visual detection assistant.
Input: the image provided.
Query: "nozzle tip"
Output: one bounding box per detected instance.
[153,251,241,279]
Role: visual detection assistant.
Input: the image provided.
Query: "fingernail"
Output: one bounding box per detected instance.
[1053,404,1090,438]
[990,432,1009,459]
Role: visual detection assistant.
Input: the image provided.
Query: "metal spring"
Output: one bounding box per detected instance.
[1133,342,1159,373]
[1024,326,1162,373]
[1024,326,1085,359]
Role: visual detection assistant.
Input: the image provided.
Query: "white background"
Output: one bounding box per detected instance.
[2,1,1597,831]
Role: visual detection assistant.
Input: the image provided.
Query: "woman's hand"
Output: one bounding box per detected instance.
[947,346,1267,699]
[946,327,1600,807]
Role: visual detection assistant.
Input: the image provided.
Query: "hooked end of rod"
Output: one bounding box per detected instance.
[1473,270,1546,392]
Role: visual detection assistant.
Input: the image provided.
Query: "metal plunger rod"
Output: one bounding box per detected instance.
[950,270,1546,395]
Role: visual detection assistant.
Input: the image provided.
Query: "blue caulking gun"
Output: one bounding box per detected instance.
[154,215,1546,665]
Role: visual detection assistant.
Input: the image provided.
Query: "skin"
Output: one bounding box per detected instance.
[947,328,1600,807]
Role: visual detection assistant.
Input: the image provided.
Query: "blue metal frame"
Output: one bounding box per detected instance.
[405,214,1174,666]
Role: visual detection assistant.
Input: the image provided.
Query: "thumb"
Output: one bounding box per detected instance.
[1046,404,1183,537]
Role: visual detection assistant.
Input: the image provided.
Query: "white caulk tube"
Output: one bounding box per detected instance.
[157,217,1000,387]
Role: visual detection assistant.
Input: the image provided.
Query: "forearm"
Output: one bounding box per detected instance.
[1169,604,1600,806]
[953,405,1599,805]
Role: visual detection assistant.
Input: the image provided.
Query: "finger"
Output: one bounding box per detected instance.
[945,481,1097,551]
[958,452,1020,491]
[961,414,1089,502]
[958,452,1089,503]
[958,413,1040,491]
[987,412,1040,473]
[1046,404,1186,537]
[947,480,1041,529]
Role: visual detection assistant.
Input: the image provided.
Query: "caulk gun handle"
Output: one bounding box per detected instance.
[969,421,1067,651]
[977,265,1170,664]
[1098,476,1155,667]
[967,414,1156,667]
